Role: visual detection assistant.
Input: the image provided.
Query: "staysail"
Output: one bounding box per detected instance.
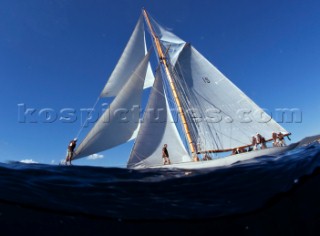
[100,15,154,97]
[74,52,151,159]
[127,69,190,168]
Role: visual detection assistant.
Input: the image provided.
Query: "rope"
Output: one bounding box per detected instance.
[75,96,101,139]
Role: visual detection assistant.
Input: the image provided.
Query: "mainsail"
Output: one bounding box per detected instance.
[74,52,151,159]
[171,44,288,151]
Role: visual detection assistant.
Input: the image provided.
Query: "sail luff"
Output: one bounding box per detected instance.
[142,9,196,155]
[127,68,191,168]
[100,15,154,97]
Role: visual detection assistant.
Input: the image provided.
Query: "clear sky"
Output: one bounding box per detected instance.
[0,0,319,167]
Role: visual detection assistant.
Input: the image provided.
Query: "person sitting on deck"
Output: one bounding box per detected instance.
[202,153,212,161]
[256,133,267,149]
[251,135,257,150]
[233,147,244,155]
[256,133,262,149]
[272,132,278,147]
[278,132,286,146]
[260,136,267,149]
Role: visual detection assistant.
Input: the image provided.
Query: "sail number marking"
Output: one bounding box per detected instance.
[202,77,211,83]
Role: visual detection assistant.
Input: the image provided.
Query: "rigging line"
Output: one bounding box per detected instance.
[174,66,219,147]
[143,10,196,155]
[171,62,218,149]
[171,60,246,149]
[128,150,147,166]
[190,88,256,145]
[163,67,196,152]
[75,96,101,139]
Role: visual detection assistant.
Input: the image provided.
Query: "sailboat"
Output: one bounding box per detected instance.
[72,9,295,169]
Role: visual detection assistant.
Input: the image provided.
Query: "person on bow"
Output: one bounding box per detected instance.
[65,138,77,165]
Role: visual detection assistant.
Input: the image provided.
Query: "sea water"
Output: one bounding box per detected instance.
[1,142,320,235]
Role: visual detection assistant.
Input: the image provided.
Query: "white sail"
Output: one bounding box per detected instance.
[100,15,154,97]
[74,52,151,159]
[127,69,191,168]
[172,44,288,151]
[71,10,294,168]
[148,15,186,64]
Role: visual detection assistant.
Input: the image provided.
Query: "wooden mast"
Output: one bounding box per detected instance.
[143,9,197,156]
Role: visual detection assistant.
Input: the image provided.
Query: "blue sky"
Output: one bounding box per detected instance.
[0,0,319,166]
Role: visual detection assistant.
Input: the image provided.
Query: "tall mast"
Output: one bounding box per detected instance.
[143,9,196,155]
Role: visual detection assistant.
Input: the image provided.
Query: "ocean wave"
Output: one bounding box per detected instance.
[1,143,320,220]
